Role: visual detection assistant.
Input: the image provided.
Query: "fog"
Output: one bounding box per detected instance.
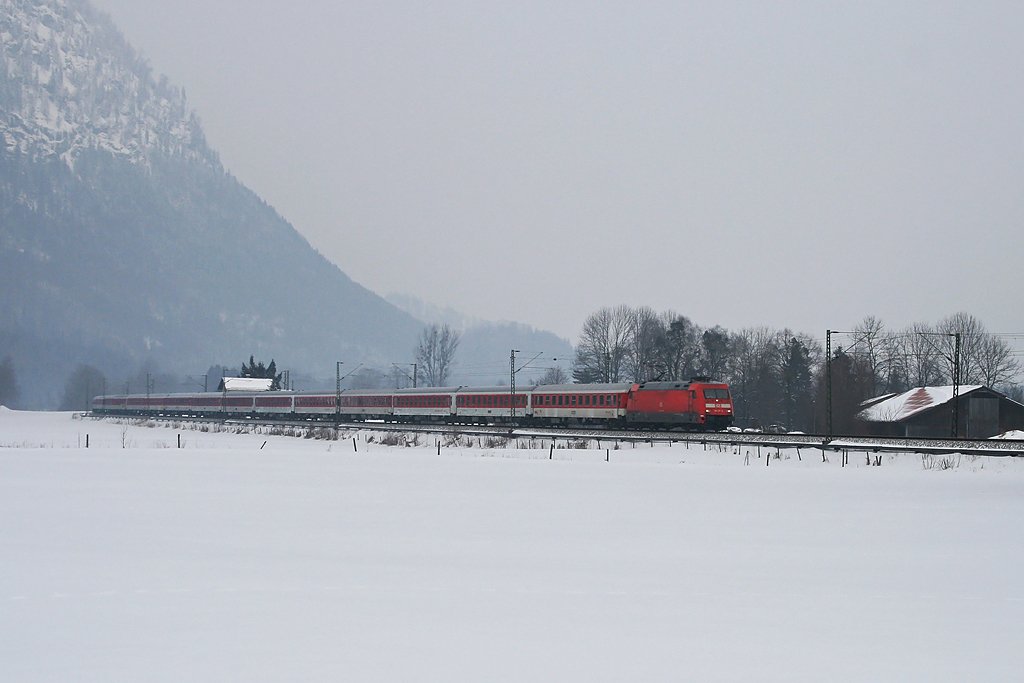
[91,0,1023,341]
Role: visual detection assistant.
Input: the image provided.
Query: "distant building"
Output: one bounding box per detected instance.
[217,377,273,392]
[858,385,1024,439]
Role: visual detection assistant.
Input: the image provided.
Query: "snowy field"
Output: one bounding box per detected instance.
[2,409,1023,682]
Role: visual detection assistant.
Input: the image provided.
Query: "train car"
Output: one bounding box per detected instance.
[292,392,337,418]
[454,386,530,423]
[254,392,295,416]
[530,383,630,426]
[337,390,393,420]
[92,394,126,414]
[393,387,457,421]
[624,379,733,429]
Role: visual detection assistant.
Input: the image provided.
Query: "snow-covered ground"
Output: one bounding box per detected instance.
[2,409,1022,681]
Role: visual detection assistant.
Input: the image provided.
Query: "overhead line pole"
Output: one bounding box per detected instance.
[826,330,832,439]
[952,332,961,438]
[916,331,962,438]
[336,361,343,424]
[510,350,517,422]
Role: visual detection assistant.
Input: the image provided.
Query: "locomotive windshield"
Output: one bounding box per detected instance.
[703,389,730,400]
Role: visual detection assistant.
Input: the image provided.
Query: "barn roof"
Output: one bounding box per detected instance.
[858,385,985,422]
[220,377,273,392]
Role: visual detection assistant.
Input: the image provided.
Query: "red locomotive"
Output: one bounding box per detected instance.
[92,378,733,430]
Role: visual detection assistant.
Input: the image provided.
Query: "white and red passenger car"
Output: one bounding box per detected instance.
[92,379,733,430]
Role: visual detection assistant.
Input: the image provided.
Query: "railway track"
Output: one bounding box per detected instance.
[87,412,1024,458]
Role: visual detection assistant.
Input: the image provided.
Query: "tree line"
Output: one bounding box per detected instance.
[571,306,1021,432]
[3,313,1017,432]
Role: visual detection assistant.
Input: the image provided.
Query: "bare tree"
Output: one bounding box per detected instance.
[573,305,632,383]
[536,366,569,385]
[891,323,944,387]
[726,327,786,427]
[934,312,1012,385]
[976,334,1019,387]
[655,312,701,381]
[625,306,664,381]
[850,316,886,396]
[415,324,460,387]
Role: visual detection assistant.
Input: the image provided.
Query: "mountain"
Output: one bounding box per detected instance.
[0,0,423,406]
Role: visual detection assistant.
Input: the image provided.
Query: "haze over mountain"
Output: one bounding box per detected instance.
[0,0,419,405]
[0,0,578,407]
[386,292,573,386]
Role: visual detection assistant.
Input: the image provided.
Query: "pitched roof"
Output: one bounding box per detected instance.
[858,385,984,422]
[220,377,273,392]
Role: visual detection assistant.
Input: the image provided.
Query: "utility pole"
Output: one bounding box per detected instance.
[952,332,961,438]
[825,330,832,439]
[917,331,963,438]
[336,361,343,423]
[510,349,518,421]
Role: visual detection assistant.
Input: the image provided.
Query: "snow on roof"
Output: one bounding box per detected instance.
[991,430,1024,440]
[220,377,273,392]
[858,385,984,422]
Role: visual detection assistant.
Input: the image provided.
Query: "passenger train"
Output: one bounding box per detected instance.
[91,378,734,430]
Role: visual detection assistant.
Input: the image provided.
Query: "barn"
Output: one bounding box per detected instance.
[857,385,1024,439]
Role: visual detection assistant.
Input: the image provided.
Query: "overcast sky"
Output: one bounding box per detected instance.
[91,0,1023,342]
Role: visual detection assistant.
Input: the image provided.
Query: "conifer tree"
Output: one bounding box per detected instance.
[239,355,283,390]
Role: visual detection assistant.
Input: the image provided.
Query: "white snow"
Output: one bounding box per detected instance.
[2,410,1023,681]
[858,385,984,422]
[220,377,273,391]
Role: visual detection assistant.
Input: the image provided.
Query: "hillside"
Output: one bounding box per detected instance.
[0,0,423,406]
